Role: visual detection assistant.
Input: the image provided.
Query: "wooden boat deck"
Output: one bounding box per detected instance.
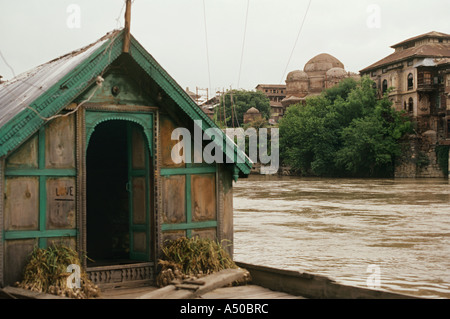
[199,284,304,299]
[1,262,420,299]
[99,284,303,299]
[100,285,304,299]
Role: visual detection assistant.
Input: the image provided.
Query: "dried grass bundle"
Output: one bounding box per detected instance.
[16,244,100,299]
[156,237,239,287]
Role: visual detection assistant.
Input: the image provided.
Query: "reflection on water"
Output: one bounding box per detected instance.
[232,175,450,299]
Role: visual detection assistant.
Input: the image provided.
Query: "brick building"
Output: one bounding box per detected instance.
[360,31,450,177]
[255,84,286,123]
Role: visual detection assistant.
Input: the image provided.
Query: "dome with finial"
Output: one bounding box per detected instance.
[246,107,260,114]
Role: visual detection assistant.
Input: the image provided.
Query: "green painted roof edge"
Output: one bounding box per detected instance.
[128,35,252,176]
[0,29,252,176]
[0,30,124,158]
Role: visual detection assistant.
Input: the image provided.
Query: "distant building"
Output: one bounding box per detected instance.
[282,53,360,109]
[255,84,286,123]
[360,31,450,177]
[256,54,359,123]
[186,87,201,103]
[243,107,262,124]
[256,54,358,123]
[185,88,219,120]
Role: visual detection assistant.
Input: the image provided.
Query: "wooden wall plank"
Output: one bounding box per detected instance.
[191,174,216,222]
[45,115,75,169]
[5,135,38,169]
[47,237,77,249]
[4,177,39,231]
[220,167,234,257]
[46,177,76,230]
[160,115,185,168]
[4,239,37,285]
[161,230,186,246]
[161,175,186,224]
[190,228,217,240]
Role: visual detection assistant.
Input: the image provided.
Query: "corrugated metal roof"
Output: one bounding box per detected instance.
[0,30,119,128]
[413,58,437,68]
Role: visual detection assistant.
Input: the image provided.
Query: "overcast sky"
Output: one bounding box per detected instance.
[1,0,449,95]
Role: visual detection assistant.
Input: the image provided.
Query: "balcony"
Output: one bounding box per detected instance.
[417,71,442,91]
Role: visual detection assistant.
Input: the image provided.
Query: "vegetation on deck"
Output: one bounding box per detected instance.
[156,237,245,287]
[15,244,100,299]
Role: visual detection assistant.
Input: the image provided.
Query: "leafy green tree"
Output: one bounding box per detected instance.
[279,76,412,177]
[336,88,412,176]
[214,89,270,127]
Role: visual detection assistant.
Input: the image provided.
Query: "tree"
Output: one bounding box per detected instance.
[335,97,412,177]
[214,89,270,128]
[279,76,412,177]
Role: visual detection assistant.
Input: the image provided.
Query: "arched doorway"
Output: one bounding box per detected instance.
[86,120,152,266]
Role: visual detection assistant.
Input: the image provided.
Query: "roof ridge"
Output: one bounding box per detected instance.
[391,31,450,48]
[360,42,450,73]
[0,29,252,176]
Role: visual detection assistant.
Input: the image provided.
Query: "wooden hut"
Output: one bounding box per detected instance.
[0,28,251,288]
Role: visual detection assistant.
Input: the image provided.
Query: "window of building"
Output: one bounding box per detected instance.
[407,60,413,66]
[407,73,414,90]
[447,120,450,138]
[382,79,388,94]
[408,97,414,113]
[423,72,432,85]
[436,95,441,110]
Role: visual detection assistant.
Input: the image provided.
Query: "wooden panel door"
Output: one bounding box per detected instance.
[127,123,151,261]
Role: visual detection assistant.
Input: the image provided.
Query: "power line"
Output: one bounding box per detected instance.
[202,0,212,95]
[115,0,126,29]
[237,0,250,89]
[279,0,313,84]
[0,50,16,78]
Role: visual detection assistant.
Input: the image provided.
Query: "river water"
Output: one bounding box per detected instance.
[232,175,450,299]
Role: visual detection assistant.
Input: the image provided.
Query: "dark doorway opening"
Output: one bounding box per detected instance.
[87,121,130,265]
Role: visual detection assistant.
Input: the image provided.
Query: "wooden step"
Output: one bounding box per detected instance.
[137,268,247,299]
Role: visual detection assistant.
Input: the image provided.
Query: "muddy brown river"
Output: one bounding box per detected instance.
[232,175,450,299]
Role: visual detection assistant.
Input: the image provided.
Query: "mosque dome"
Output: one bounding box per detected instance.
[326,67,348,78]
[286,70,309,82]
[304,53,344,74]
[245,107,260,114]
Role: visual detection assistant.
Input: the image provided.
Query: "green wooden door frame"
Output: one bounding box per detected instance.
[85,111,153,156]
[127,122,151,261]
[84,110,153,262]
